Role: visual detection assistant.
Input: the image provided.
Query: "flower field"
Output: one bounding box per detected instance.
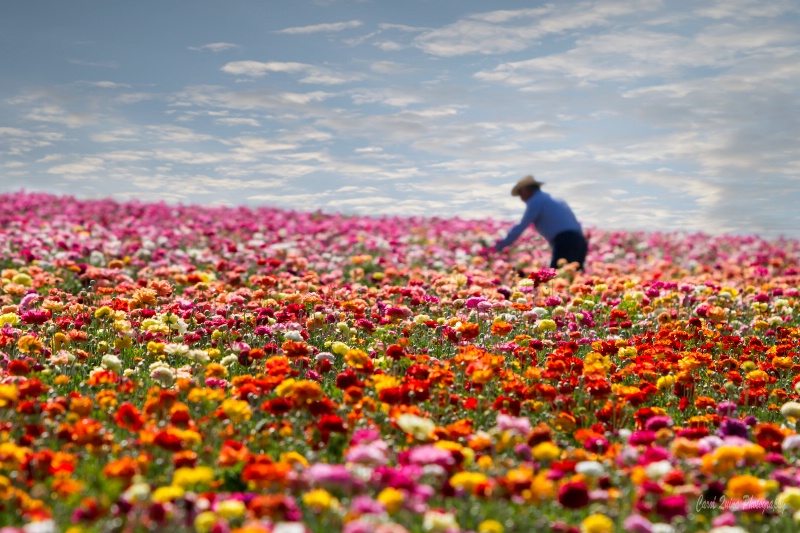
[4,191,800,533]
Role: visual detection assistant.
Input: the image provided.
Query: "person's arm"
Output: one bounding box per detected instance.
[494,198,539,251]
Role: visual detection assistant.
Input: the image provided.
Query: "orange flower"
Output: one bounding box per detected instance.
[457,322,481,341]
[72,418,106,446]
[103,457,140,480]
[727,474,766,500]
[282,340,310,358]
[242,460,292,489]
[275,379,322,404]
[51,476,84,497]
[491,321,513,336]
[17,335,44,354]
[218,441,251,467]
[69,396,93,417]
[130,288,158,308]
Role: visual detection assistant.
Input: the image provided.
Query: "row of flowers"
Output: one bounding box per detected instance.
[0,192,799,532]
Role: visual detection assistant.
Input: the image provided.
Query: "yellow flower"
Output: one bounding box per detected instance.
[151,485,185,503]
[275,378,297,397]
[0,384,18,408]
[221,398,252,423]
[216,498,246,519]
[656,375,675,391]
[279,451,309,468]
[345,348,370,369]
[146,341,166,354]
[377,487,404,514]
[370,374,400,393]
[11,273,32,286]
[194,511,217,533]
[172,466,215,489]
[331,341,349,356]
[777,487,800,510]
[115,336,133,350]
[478,520,504,533]
[537,319,557,332]
[476,455,492,470]
[530,471,555,503]
[742,443,766,464]
[581,513,614,533]
[449,471,488,492]
[702,445,745,475]
[532,442,561,462]
[0,313,19,327]
[94,306,114,319]
[302,489,338,512]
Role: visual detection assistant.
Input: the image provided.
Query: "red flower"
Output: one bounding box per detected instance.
[318,414,346,433]
[153,429,184,451]
[261,398,293,416]
[114,403,145,432]
[557,480,589,509]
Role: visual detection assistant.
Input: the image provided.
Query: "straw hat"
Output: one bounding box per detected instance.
[511,175,545,196]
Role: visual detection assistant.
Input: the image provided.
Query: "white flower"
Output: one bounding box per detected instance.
[652,524,675,533]
[164,343,190,356]
[101,354,122,374]
[187,349,211,364]
[220,354,239,367]
[315,352,335,363]
[645,460,673,480]
[160,314,188,334]
[781,402,800,419]
[149,362,175,387]
[284,330,304,342]
[423,510,459,533]
[575,460,605,478]
[782,434,800,452]
[23,520,56,533]
[122,482,151,503]
[396,414,435,441]
[272,523,308,533]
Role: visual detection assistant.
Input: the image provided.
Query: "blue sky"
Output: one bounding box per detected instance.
[2,0,799,238]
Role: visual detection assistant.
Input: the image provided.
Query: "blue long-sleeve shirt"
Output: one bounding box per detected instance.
[495,190,582,250]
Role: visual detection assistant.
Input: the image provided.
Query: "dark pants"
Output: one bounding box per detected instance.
[550,230,588,270]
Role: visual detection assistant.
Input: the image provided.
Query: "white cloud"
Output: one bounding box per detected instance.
[68,59,120,68]
[221,61,310,77]
[369,61,416,74]
[0,127,65,154]
[25,105,96,128]
[414,1,662,57]
[81,81,131,89]
[215,117,261,127]
[230,137,299,154]
[188,42,240,52]
[90,129,139,143]
[275,20,363,35]
[350,89,423,107]
[146,125,215,143]
[221,61,361,85]
[46,157,105,175]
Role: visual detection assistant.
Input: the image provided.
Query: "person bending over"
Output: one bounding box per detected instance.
[494,175,588,270]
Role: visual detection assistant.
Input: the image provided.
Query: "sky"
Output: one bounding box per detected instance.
[1,0,800,239]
